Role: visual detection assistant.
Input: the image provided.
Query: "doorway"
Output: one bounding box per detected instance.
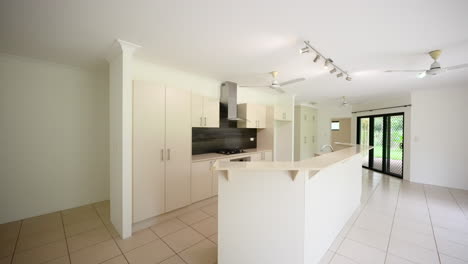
[357,113,404,178]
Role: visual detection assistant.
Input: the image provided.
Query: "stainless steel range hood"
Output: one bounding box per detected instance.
[220,81,244,121]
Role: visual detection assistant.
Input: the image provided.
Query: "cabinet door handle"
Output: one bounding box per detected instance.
[304,136,307,144]
[200,117,202,126]
[167,149,171,161]
[161,149,164,161]
[204,117,207,126]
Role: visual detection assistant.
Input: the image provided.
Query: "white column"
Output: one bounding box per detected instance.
[106,39,140,239]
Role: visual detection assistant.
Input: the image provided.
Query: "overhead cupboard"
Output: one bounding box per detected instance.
[274,104,293,121]
[294,105,317,161]
[133,80,192,223]
[237,103,267,128]
[191,94,220,128]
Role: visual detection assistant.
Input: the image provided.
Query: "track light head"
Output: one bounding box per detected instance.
[313,54,320,63]
[346,76,352,81]
[324,59,333,69]
[299,47,310,54]
[337,73,343,78]
[330,68,337,74]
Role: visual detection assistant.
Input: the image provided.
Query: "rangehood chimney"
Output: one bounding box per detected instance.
[220,81,244,121]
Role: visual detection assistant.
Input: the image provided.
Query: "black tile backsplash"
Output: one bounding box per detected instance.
[192,127,257,155]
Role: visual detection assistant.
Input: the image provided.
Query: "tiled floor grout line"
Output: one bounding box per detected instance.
[383,179,401,263]
[59,211,73,264]
[447,188,468,219]
[147,227,190,264]
[329,173,385,263]
[422,184,442,264]
[9,220,23,264]
[92,205,133,264]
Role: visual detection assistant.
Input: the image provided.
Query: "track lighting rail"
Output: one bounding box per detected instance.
[301,40,352,81]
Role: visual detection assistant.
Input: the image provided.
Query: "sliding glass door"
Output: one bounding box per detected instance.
[357,113,404,178]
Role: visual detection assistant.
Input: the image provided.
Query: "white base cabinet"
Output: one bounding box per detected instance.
[191,160,215,203]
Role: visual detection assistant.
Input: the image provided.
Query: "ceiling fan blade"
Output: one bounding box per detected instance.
[417,71,427,79]
[273,87,285,93]
[239,85,269,88]
[385,70,426,73]
[279,78,306,86]
[445,63,468,71]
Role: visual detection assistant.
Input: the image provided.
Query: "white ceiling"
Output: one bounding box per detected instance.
[1,0,468,103]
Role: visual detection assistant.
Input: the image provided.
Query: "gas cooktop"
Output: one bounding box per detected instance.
[216,149,246,155]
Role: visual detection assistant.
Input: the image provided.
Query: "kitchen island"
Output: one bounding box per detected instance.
[213,144,371,264]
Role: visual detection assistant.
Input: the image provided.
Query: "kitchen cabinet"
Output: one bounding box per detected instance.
[191,160,214,203]
[133,81,191,223]
[262,151,273,161]
[237,103,267,128]
[274,104,293,121]
[250,153,262,161]
[294,105,317,161]
[192,94,219,128]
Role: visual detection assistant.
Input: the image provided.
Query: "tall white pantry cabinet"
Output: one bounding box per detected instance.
[133,80,191,223]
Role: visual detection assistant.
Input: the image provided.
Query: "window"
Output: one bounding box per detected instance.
[331,121,340,131]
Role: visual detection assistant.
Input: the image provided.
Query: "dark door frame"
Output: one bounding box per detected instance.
[357,112,405,178]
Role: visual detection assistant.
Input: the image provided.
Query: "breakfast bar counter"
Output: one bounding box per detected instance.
[213,144,371,264]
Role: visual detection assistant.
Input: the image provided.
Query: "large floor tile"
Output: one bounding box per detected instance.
[337,238,386,264]
[385,254,416,264]
[330,254,359,264]
[64,218,105,237]
[347,226,389,251]
[318,250,335,264]
[115,228,158,253]
[69,239,121,264]
[440,254,468,264]
[179,239,217,264]
[150,218,187,238]
[67,226,111,252]
[200,204,217,217]
[160,255,186,264]
[124,239,174,264]
[390,227,437,251]
[100,255,128,264]
[388,236,439,264]
[16,227,65,252]
[177,210,210,225]
[437,238,468,262]
[191,217,217,237]
[12,240,67,264]
[43,256,70,264]
[162,227,204,253]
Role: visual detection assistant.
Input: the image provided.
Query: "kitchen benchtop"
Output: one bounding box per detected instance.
[192,148,272,162]
[213,144,372,172]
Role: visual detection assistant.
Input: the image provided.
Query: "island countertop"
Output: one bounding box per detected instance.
[213,144,372,172]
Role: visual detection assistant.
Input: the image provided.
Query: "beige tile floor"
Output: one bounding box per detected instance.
[2,169,468,264]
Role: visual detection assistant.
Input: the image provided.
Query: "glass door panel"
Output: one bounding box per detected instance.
[359,117,370,167]
[357,113,404,178]
[372,117,384,171]
[388,115,404,176]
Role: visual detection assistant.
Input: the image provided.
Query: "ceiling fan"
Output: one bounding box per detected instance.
[341,96,349,107]
[239,71,306,93]
[385,50,468,78]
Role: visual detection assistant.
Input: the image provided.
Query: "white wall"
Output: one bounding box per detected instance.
[351,95,412,180]
[0,54,109,223]
[410,87,468,190]
[315,102,352,153]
